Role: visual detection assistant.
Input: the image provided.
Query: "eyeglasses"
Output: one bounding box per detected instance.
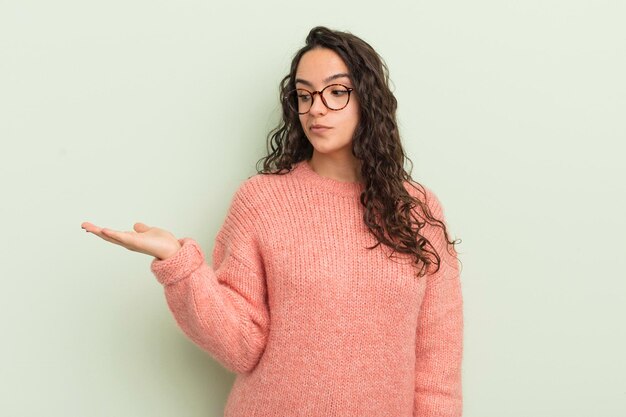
[284,83,354,114]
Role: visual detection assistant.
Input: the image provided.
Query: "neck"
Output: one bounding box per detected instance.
[308,153,363,183]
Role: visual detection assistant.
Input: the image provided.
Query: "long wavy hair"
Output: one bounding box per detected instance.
[255,26,461,279]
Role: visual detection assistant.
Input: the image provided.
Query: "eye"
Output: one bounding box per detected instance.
[331,89,347,96]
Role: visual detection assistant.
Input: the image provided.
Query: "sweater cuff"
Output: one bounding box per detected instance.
[150,237,205,286]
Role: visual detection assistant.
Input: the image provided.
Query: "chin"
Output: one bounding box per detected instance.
[312,143,352,155]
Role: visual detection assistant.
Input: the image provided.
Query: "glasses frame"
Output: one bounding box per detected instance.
[285,83,355,115]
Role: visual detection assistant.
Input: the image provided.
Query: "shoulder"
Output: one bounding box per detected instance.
[217,173,280,243]
[403,179,453,254]
[403,179,446,219]
[220,169,297,244]
[228,168,295,213]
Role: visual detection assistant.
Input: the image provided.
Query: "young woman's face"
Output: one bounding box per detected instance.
[295,47,360,159]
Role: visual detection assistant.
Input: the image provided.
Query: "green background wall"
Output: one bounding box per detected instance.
[1,1,624,416]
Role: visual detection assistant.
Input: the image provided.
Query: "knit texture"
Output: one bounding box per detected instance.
[150,160,464,417]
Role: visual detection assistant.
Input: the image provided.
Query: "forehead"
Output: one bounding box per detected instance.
[295,48,350,82]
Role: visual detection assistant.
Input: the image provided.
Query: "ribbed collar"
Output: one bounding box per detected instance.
[291,159,365,197]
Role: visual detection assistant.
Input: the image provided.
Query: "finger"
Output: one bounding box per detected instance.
[87,227,128,247]
[82,223,137,250]
[101,228,129,244]
[101,228,155,256]
[133,222,150,233]
[99,232,126,246]
[81,221,97,232]
[82,222,105,235]
[82,222,113,236]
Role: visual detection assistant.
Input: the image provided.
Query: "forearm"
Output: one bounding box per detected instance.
[413,259,464,416]
[152,238,270,374]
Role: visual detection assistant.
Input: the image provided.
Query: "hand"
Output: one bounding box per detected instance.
[81,221,182,260]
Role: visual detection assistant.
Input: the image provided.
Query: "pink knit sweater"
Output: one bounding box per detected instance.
[150,160,464,417]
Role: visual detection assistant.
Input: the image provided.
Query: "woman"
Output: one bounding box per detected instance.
[81,26,463,417]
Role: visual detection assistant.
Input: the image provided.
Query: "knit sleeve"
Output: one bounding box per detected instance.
[413,188,464,417]
[149,181,270,375]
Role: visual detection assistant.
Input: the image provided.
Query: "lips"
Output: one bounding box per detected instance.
[311,124,332,133]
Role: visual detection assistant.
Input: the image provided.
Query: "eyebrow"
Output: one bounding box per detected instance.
[295,73,351,87]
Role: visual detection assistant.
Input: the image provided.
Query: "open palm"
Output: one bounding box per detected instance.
[80,221,182,261]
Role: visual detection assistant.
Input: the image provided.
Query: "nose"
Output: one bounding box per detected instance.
[308,92,328,116]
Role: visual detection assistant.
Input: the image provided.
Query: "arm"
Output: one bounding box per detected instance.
[150,183,270,375]
[414,189,464,417]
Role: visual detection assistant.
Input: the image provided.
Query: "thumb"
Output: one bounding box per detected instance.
[133,222,151,233]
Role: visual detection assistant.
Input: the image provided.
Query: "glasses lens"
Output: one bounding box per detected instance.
[286,89,313,114]
[322,84,350,110]
[285,85,351,114]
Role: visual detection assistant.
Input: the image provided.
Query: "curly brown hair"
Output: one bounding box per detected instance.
[255,26,461,279]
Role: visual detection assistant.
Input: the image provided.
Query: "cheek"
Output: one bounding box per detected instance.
[347,100,360,126]
[299,114,308,130]
[346,108,360,131]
